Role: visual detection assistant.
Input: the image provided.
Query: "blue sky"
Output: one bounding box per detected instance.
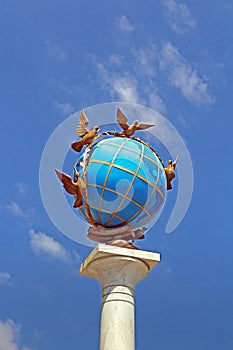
[0,0,233,349]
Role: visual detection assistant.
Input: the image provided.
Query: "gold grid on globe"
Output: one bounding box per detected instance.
[80,138,165,227]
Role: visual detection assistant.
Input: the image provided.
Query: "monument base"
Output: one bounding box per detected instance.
[79,244,160,350]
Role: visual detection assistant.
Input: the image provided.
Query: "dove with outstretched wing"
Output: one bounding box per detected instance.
[117,108,155,137]
[55,169,84,208]
[71,109,99,152]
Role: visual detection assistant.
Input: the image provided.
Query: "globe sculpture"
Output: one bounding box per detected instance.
[55,108,178,248]
[77,137,166,228]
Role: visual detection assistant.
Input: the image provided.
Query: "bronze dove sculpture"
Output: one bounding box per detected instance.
[71,109,100,152]
[117,108,155,137]
[55,168,84,208]
[164,156,178,190]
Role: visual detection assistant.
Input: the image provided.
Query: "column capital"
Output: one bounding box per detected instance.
[79,244,160,289]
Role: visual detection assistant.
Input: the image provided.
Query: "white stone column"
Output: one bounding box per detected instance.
[79,244,160,350]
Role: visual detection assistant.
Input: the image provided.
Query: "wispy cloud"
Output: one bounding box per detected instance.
[45,40,67,61]
[0,272,12,286]
[5,202,27,219]
[112,75,140,103]
[98,62,140,104]
[162,0,197,34]
[15,182,27,195]
[95,47,166,113]
[132,46,166,112]
[4,204,79,264]
[116,15,134,33]
[135,48,157,79]
[0,319,33,350]
[29,230,71,262]
[159,41,214,105]
[54,102,75,115]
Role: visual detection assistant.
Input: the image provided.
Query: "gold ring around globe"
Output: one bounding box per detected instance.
[97,138,129,222]
[88,159,165,198]
[80,140,165,227]
[104,143,145,226]
[78,204,128,224]
[122,164,162,225]
[39,103,193,246]
[86,183,152,216]
[101,140,164,170]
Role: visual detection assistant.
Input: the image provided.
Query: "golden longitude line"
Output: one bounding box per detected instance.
[123,164,161,225]
[78,205,126,223]
[79,181,164,228]
[95,139,130,223]
[90,205,126,223]
[102,140,164,171]
[105,143,145,226]
[79,182,162,225]
[89,159,165,200]
[137,166,165,226]
[86,183,152,217]
[134,198,165,228]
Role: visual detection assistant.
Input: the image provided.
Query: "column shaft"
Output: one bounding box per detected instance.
[100,285,135,350]
[79,244,160,350]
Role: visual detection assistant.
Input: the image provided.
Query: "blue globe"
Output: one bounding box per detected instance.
[76,137,167,229]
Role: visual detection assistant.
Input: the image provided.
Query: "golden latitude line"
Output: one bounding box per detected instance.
[122,177,165,226]
[90,205,127,223]
[101,140,164,171]
[123,163,161,225]
[136,200,164,228]
[96,138,130,223]
[88,159,165,199]
[105,143,145,226]
[78,204,126,223]
[86,183,152,218]
[78,201,152,227]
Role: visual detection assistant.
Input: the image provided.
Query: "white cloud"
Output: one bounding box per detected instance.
[148,91,166,112]
[5,202,27,219]
[0,272,12,286]
[45,40,67,61]
[136,48,156,79]
[0,320,20,350]
[94,38,214,109]
[162,0,197,34]
[159,42,214,105]
[29,230,70,262]
[132,47,166,112]
[97,62,140,104]
[112,75,140,103]
[95,50,166,114]
[116,15,134,33]
[15,182,27,195]
[54,102,75,115]
[108,54,122,65]
[0,319,33,350]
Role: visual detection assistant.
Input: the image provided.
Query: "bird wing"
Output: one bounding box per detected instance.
[76,109,89,137]
[173,156,179,168]
[117,108,129,131]
[71,140,84,152]
[136,122,155,130]
[55,169,77,194]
